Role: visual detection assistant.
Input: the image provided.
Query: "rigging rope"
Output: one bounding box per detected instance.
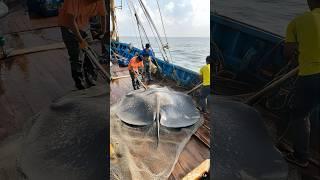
[122,0,184,85]
[155,0,173,62]
[126,0,142,47]
[136,0,170,62]
[135,0,183,84]
[155,0,168,46]
[136,4,167,62]
[128,0,151,48]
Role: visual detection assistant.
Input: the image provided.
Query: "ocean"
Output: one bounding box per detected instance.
[120,37,210,73]
[212,0,308,36]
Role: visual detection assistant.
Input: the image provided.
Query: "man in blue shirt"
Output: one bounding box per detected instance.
[142,43,154,82]
[142,43,154,58]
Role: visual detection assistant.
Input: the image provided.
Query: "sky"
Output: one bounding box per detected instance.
[113,0,210,37]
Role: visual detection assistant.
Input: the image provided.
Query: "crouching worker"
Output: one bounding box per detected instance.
[128,55,144,90]
[199,56,211,114]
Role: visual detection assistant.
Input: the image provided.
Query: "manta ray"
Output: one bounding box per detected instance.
[110,86,202,179]
[115,86,201,144]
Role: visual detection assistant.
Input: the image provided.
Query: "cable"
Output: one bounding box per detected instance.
[126,0,141,47]
[137,0,170,62]
[155,0,173,62]
[128,0,150,46]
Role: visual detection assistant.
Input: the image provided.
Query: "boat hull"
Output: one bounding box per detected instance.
[111,41,201,88]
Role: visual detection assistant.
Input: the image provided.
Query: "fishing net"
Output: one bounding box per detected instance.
[110,86,203,180]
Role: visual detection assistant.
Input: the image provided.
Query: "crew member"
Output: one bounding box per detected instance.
[142,43,154,82]
[199,56,211,114]
[59,0,107,90]
[128,55,144,90]
[284,0,320,167]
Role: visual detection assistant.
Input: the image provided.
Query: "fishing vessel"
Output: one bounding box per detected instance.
[111,1,319,179]
[0,0,317,179]
[109,0,210,179]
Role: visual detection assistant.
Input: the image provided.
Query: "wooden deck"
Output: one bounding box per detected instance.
[0,4,78,179]
[0,4,74,140]
[110,65,210,179]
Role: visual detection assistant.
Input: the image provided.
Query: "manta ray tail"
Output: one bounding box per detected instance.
[156,94,160,147]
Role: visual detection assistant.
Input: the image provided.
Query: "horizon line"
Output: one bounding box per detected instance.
[119,36,210,38]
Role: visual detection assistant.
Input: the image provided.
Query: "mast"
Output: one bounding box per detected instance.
[110,0,119,41]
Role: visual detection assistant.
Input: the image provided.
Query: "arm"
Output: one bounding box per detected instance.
[98,1,107,51]
[66,14,88,49]
[151,49,155,60]
[97,1,107,36]
[284,42,298,63]
[100,15,107,35]
[284,20,298,63]
[199,69,203,82]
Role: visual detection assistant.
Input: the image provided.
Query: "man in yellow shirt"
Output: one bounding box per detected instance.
[199,56,211,114]
[284,0,320,167]
[59,0,106,90]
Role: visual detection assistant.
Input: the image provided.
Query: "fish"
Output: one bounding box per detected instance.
[110,86,203,179]
[116,86,200,128]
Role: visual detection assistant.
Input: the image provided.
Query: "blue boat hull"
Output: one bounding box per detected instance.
[211,14,286,86]
[27,0,62,17]
[111,41,201,88]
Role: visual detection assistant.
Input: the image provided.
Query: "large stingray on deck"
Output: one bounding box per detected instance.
[110,86,203,180]
[116,86,200,128]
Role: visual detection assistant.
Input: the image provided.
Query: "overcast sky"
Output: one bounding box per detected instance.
[113,0,210,37]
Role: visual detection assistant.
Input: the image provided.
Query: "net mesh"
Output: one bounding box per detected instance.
[110,86,203,180]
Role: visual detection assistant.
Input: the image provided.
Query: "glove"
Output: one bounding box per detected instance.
[79,39,88,49]
[134,70,139,78]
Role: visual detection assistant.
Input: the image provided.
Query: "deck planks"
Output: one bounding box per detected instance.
[0,49,75,135]
[0,11,75,137]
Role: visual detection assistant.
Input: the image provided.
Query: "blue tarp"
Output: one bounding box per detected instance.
[27,0,63,17]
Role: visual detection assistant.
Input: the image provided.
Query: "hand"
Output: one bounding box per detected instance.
[100,32,108,44]
[134,71,139,77]
[79,39,88,49]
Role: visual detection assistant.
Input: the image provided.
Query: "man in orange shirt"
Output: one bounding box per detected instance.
[59,0,106,90]
[128,55,144,90]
